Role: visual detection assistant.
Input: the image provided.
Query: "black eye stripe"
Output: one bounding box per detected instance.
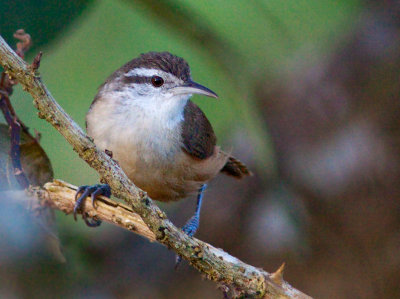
[123,75,153,84]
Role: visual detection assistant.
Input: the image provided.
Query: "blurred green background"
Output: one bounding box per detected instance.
[1,0,400,298]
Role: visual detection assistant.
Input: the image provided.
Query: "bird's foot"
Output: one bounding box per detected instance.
[175,184,206,269]
[74,184,111,227]
[175,215,200,269]
[181,214,200,237]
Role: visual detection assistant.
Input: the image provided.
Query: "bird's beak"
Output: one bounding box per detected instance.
[172,80,218,99]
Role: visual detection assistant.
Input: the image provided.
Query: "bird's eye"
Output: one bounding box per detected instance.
[151,76,164,87]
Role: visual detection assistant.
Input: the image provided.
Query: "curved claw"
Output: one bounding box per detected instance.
[73,184,111,227]
[91,188,102,209]
[74,185,90,221]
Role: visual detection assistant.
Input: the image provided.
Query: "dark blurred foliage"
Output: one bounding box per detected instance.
[0,0,93,53]
[255,1,400,297]
[1,0,400,298]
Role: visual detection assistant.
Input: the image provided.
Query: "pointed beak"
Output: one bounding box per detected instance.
[171,80,218,99]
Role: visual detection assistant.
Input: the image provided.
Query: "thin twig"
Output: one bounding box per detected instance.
[0,96,29,188]
[0,30,33,189]
[9,115,29,188]
[0,33,311,299]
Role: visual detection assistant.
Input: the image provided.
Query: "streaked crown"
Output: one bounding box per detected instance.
[107,52,191,84]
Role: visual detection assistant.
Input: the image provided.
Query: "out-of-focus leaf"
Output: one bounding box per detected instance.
[0,123,53,190]
[19,131,54,186]
[0,124,63,262]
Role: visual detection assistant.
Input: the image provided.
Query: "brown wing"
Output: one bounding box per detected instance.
[181,101,216,160]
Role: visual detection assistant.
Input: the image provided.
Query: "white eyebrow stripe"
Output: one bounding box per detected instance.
[124,68,169,77]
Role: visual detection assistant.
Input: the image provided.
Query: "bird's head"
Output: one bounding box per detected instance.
[102,52,218,106]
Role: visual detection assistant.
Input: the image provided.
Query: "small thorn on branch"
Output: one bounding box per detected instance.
[31,51,42,72]
[270,262,285,286]
[105,149,113,158]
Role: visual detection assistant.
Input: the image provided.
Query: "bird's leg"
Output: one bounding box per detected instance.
[181,184,206,236]
[175,184,207,268]
[74,184,111,227]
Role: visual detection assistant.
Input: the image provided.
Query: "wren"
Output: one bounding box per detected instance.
[75,52,251,242]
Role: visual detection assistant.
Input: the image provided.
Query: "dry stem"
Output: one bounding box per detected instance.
[38,179,156,241]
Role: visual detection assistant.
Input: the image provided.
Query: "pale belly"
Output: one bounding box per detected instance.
[106,140,226,201]
[89,123,226,201]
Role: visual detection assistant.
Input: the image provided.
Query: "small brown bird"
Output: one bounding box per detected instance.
[75,52,251,238]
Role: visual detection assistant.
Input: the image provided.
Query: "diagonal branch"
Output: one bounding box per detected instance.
[0,34,311,299]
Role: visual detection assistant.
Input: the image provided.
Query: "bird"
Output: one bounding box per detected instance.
[74,51,251,240]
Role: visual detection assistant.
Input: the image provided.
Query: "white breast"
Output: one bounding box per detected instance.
[86,86,189,178]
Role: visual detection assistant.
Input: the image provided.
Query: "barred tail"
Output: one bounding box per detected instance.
[220,155,252,179]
